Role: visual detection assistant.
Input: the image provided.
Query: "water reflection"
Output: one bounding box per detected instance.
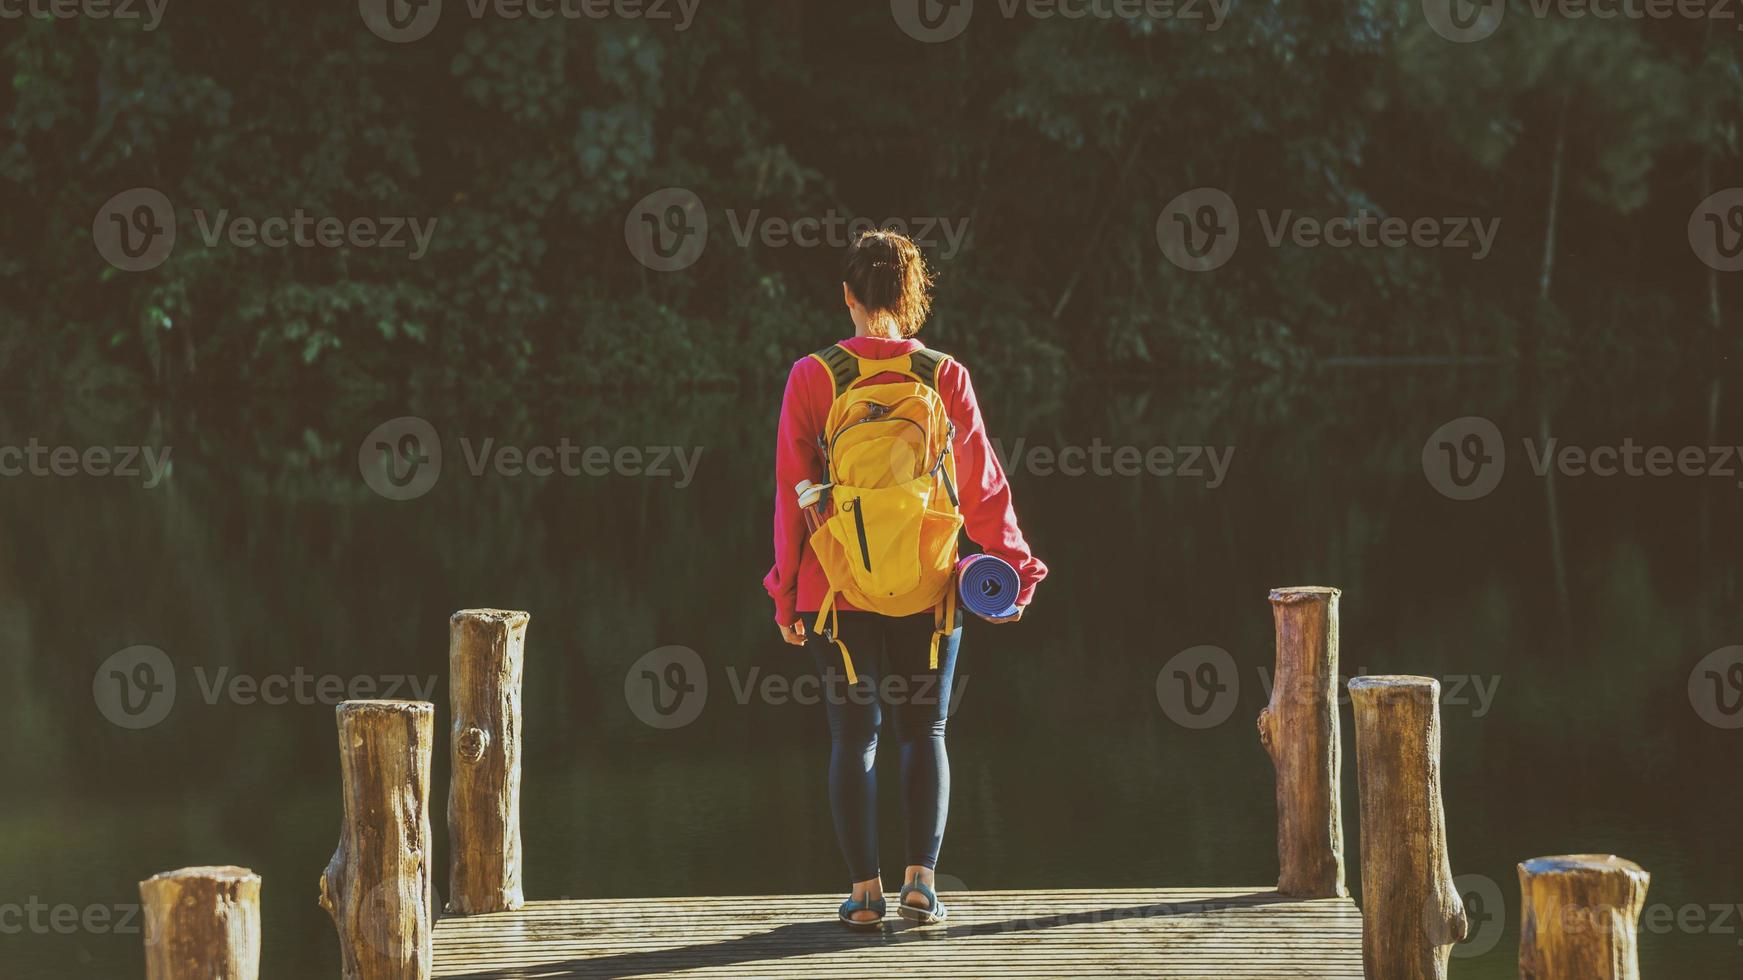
[0,364,1737,978]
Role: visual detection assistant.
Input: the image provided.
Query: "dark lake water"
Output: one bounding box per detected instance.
[1,366,1739,978]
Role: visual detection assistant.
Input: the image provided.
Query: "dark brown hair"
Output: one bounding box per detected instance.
[843,229,934,338]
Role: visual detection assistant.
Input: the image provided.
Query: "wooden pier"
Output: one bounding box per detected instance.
[429,888,1363,979]
[136,593,1656,980]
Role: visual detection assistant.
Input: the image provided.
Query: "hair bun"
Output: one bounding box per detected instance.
[842,229,935,339]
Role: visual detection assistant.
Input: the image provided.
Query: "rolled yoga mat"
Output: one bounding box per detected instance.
[957,553,1021,619]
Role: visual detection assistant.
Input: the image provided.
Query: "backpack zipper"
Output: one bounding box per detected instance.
[830,414,928,460]
[851,499,872,572]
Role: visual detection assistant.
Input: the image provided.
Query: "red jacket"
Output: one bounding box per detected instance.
[763,335,1047,626]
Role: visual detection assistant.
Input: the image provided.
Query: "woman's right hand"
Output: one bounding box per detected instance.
[779,620,807,646]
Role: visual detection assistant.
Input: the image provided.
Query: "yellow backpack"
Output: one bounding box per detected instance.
[807,344,963,682]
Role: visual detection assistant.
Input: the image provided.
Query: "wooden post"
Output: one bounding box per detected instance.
[1258,586,1346,898]
[319,700,434,980]
[1349,675,1467,980]
[1519,855,1650,980]
[448,608,529,915]
[139,866,261,980]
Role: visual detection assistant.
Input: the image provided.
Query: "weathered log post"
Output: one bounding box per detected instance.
[1349,675,1467,980]
[1258,586,1346,898]
[139,866,261,980]
[448,608,529,915]
[1519,854,1650,980]
[319,700,434,980]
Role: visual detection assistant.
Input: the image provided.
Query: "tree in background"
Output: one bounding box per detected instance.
[1,0,1736,397]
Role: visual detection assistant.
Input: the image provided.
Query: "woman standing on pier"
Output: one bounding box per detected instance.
[764,229,1047,927]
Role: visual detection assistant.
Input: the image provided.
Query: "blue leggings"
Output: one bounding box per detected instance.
[807,610,962,886]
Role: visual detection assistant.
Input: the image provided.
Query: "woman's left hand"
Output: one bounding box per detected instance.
[981,605,1024,624]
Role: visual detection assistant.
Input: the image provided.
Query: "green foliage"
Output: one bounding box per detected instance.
[0,2,1736,397]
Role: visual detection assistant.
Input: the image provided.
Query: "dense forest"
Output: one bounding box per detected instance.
[2,0,1738,397]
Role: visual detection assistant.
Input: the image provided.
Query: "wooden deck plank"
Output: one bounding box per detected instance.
[432,887,1364,979]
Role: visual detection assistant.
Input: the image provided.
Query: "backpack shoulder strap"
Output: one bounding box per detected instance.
[809,344,860,399]
[908,348,952,390]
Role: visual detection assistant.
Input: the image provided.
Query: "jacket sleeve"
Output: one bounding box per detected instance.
[763,356,827,625]
[941,358,1047,606]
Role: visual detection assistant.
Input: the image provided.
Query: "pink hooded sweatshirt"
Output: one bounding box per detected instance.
[763,335,1047,626]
